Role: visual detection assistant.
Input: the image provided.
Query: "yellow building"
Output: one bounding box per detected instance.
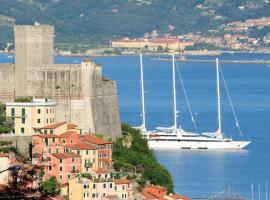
[39,121,80,135]
[68,141,99,172]
[6,98,56,135]
[69,172,116,200]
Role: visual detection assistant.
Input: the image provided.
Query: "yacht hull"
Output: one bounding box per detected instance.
[148,140,250,149]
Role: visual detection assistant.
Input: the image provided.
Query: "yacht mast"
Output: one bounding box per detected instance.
[140,53,146,131]
[172,53,177,130]
[216,58,222,133]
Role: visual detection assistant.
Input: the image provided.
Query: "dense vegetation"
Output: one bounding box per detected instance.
[113,123,174,193]
[0,102,14,133]
[0,0,269,48]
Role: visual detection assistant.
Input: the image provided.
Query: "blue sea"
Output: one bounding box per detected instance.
[1,52,270,199]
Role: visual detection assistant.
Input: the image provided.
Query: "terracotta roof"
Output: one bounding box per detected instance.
[114,179,131,184]
[37,134,60,138]
[94,168,108,174]
[80,135,112,145]
[69,142,97,150]
[52,153,80,159]
[40,121,67,129]
[0,154,9,158]
[67,123,77,130]
[59,131,79,138]
[166,194,190,200]
[143,185,167,199]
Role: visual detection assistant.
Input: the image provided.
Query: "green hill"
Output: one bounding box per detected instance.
[0,0,269,48]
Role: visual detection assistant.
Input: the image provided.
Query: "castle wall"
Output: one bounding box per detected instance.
[0,24,122,138]
[0,64,15,102]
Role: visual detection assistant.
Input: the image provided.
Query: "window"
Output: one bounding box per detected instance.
[103,193,105,196]
[56,148,59,153]
[59,175,62,179]
[22,108,25,116]
[93,150,96,154]
[92,194,95,198]
[47,109,48,114]
[60,159,62,163]
[110,183,112,188]
[22,117,25,124]
[45,138,48,145]
[11,108,15,117]
[93,184,96,189]
[50,129,53,134]
[63,140,66,144]
[37,109,41,114]
[122,185,125,190]
[60,167,62,171]
[68,174,71,179]
[47,119,49,123]
[50,118,52,123]
[48,157,51,161]
[44,129,47,134]
[72,166,75,172]
[49,166,52,171]
[48,148,51,153]
[70,140,73,144]
[86,150,89,155]
[103,183,106,188]
[21,127,24,134]
[77,150,80,155]
[72,158,74,162]
[52,138,55,143]
[37,119,41,124]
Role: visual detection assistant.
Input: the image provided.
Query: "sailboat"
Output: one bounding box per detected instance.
[143,54,250,149]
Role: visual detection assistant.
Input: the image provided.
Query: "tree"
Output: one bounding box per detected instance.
[113,123,174,193]
[40,176,61,198]
[0,102,14,134]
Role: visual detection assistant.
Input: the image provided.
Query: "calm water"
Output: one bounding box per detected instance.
[1,53,270,198]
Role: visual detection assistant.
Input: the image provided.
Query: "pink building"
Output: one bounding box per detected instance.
[32,134,65,180]
[51,153,81,184]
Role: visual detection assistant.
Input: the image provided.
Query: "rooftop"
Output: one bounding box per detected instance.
[114,179,132,184]
[69,142,97,150]
[52,153,80,159]
[80,135,112,145]
[40,121,67,129]
[59,131,79,138]
[36,134,60,138]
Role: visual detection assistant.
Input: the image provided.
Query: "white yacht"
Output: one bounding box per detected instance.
[138,54,250,150]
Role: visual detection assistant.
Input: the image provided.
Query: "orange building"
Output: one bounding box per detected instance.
[142,185,190,200]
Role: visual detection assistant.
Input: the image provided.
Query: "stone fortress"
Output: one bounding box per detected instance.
[0,23,121,137]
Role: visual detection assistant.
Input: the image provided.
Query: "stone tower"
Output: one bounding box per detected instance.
[14,23,54,97]
[0,23,122,137]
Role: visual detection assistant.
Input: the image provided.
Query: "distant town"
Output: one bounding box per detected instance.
[1,17,270,57]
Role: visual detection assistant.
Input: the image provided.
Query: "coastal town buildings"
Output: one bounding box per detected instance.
[80,135,113,169]
[142,185,190,200]
[5,98,56,135]
[112,37,193,51]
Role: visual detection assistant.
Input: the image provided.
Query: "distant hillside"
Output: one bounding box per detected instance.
[0,0,270,48]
